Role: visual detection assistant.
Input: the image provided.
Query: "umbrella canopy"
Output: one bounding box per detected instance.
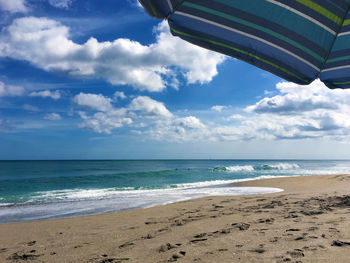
[139,0,350,89]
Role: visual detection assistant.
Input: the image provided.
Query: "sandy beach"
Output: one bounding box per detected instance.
[1,174,350,263]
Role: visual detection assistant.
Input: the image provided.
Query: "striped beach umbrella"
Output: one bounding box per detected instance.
[139,0,350,89]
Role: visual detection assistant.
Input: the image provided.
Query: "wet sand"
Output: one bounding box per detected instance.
[1,174,350,262]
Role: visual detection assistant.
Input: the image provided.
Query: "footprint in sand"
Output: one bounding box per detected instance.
[7,252,41,261]
[193,233,207,238]
[287,249,304,258]
[286,228,300,232]
[169,251,186,262]
[97,257,130,263]
[27,241,36,246]
[142,234,153,239]
[190,238,208,243]
[269,237,279,243]
[295,233,309,241]
[257,218,275,224]
[212,204,224,209]
[118,242,134,249]
[159,243,177,252]
[220,228,231,234]
[231,223,250,231]
[332,240,350,247]
[328,227,340,233]
[250,248,265,254]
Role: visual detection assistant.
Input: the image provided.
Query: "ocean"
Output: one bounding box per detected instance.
[1,159,350,223]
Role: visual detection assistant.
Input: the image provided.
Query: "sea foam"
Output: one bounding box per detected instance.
[212,163,300,173]
[0,184,283,223]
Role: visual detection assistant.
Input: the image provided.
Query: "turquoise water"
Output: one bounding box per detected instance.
[1,160,350,223]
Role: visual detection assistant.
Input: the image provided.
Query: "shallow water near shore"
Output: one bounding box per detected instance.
[1,159,350,223]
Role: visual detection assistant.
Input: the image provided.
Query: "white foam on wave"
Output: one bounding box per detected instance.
[269,163,300,170]
[36,189,118,201]
[0,203,14,207]
[0,179,284,223]
[213,163,300,173]
[30,177,288,203]
[225,165,255,172]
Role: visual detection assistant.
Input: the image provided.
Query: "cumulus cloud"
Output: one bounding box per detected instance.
[0,82,62,101]
[70,80,350,141]
[73,93,113,112]
[0,17,225,92]
[78,110,132,134]
[73,93,130,133]
[113,91,126,100]
[147,116,208,142]
[73,92,207,135]
[0,0,28,13]
[226,114,244,121]
[44,113,62,120]
[73,92,134,134]
[0,82,25,97]
[211,105,226,112]
[175,116,205,129]
[29,90,61,100]
[246,80,339,114]
[48,0,73,9]
[143,80,350,142]
[221,80,350,141]
[129,96,173,118]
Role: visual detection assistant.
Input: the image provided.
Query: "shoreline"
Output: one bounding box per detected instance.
[1,173,350,262]
[0,176,287,224]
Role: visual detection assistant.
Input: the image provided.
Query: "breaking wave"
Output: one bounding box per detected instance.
[212,163,300,172]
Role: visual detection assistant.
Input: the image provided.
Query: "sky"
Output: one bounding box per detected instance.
[1,0,350,160]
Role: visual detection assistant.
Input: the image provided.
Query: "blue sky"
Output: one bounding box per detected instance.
[1,0,350,160]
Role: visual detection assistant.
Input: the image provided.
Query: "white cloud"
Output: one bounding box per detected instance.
[48,0,73,9]
[74,92,133,133]
[73,92,206,136]
[78,110,132,134]
[211,105,226,112]
[23,104,39,111]
[227,114,244,121]
[142,80,350,142]
[73,93,113,112]
[44,113,62,120]
[175,116,205,129]
[0,82,25,97]
[218,80,350,141]
[153,22,226,85]
[129,96,173,118]
[29,90,61,100]
[264,90,274,96]
[71,80,350,141]
[0,0,28,13]
[246,80,339,114]
[147,116,208,142]
[0,17,225,92]
[113,91,126,100]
